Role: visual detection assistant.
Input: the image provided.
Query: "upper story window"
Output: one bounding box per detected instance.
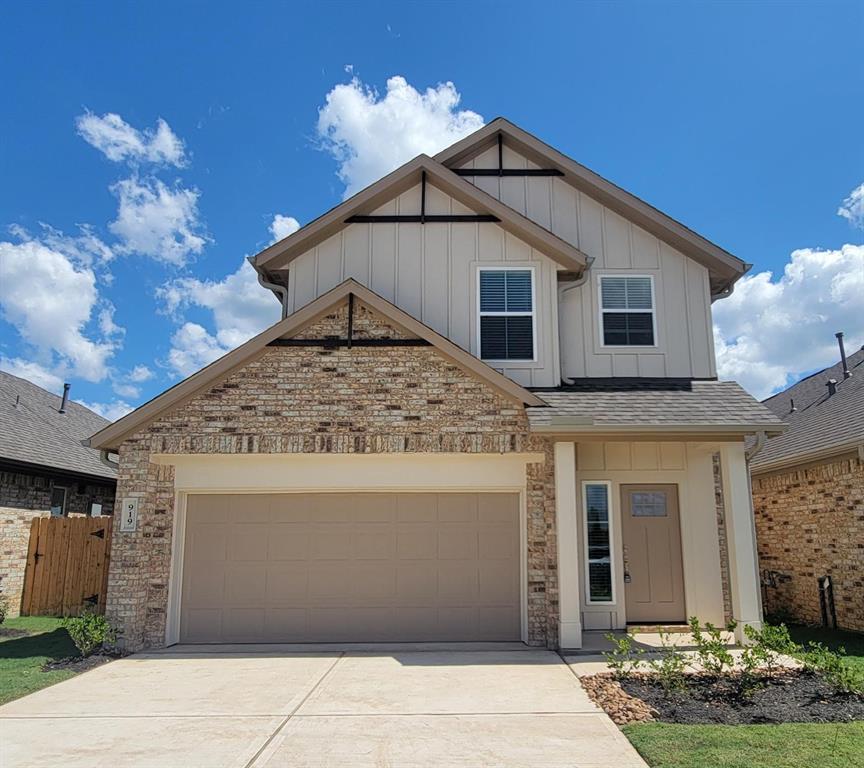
[478,268,535,361]
[600,275,656,346]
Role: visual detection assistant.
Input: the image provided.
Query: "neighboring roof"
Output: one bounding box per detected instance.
[0,371,115,482]
[89,279,546,451]
[253,154,590,275]
[435,118,749,298]
[750,346,864,473]
[526,380,785,437]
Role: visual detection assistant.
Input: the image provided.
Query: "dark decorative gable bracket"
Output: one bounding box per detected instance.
[267,292,432,349]
[346,171,500,224]
[452,133,564,178]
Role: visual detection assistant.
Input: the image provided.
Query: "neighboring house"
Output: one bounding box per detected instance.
[88,118,784,651]
[751,338,864,632]
[0,373,117,617]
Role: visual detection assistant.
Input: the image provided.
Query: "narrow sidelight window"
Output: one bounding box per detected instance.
[600,276,656,346]
[583,481,614,603]
[478,268,535,361]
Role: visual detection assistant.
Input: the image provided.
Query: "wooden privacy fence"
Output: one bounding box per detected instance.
[21,516,112,617]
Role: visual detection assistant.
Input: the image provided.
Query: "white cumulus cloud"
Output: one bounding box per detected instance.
[77,399,134,421]
[0,237,119,382]
[109,176,208,265]
[317,75,484,197]
[0,358,64,393]
[838,182,864,229]
[714,242,864,399]
[166,322,232,377]
[157,258,281,376]
[76,112,186,166]
[269,214,300,243]
[127,364,154,382]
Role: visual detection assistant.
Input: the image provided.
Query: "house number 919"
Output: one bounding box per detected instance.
[120,498,139,532]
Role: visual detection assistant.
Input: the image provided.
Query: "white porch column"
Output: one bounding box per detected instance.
[718,442,763,642]
[555,441,582,649]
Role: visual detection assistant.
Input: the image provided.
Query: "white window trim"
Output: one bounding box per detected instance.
[597,274,658,349]
[476,265,538,364]
[581,480,616,605]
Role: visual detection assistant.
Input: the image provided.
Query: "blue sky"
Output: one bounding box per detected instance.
[1,0,862,417]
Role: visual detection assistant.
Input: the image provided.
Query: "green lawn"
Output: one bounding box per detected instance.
[622,626,864,767]
[624,722,864,768]
[787,625,864,672]
[0,616,79,705]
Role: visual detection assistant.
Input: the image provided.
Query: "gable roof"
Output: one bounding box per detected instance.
[88,279,546,451]
[435,118,749,298]
[750,345,864,473]
[0,371,115,482]
[252,154,590,274]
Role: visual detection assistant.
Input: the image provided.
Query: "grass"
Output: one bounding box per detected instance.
[786,625,864,673]
[622,626,864,767]
[0,616,79,705]
[623,722,864,768]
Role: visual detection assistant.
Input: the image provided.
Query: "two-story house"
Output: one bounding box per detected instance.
[88,119,784,651]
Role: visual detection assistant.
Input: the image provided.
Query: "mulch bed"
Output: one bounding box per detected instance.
[42,651,123,674]
[584,670,864,725]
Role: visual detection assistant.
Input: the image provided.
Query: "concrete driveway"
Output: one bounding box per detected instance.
[0,646,645,767]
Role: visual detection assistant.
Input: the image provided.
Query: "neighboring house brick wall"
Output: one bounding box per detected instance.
[0,470,115,617]
[107,302,558,650]
[753,455,864,632]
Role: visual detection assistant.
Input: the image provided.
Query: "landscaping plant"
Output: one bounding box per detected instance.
[603,632,645,677]
[644,631,688,692]
[62,611,116,657]
[688,616,736,676]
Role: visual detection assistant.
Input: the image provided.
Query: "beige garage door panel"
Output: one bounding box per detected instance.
[180,492,521,643]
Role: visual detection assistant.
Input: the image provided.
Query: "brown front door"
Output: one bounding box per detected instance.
[621,484,685,624]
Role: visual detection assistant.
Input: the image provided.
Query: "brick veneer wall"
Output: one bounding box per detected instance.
[0,470,115,617]
[712,454,734,624]
[753,455,864,632]
[107,301,558,650]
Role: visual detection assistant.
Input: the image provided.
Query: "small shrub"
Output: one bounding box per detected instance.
[62,612,116,657]
[800,642,864,695]
[645,630,688,692]
[603,632,645,678]
[0,594,9,625]
[688,616,736,676]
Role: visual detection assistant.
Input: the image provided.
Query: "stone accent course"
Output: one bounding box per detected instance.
[0,470,115,617]
[753,455,864,632]
[107,300,558,650]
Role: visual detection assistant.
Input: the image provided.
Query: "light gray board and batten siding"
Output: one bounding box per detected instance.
[283,149,717,385]
[284,182,561,387]
[459,145,718,379]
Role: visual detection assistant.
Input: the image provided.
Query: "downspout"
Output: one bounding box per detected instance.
[99,449,119,471]
[558,257,595,385]
[745,430,767,462]
[248,257,288,320]
[744,429,768,625]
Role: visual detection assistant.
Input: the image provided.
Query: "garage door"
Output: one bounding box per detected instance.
[179,492,521,643]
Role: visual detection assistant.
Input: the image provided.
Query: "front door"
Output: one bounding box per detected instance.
[621,484,685,624]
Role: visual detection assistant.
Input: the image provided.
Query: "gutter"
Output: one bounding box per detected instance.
[248,257,288,319]
[99,449,120,472]
[745,430,768,462]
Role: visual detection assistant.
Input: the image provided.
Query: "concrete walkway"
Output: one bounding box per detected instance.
[0,647,646,767]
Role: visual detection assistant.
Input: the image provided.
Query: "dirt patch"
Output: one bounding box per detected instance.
[580,673,657,725]
[617,670,864,725]
[42,652,122,674]
[0,627,29,639]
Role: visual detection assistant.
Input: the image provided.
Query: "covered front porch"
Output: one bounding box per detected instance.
[552,438,764,649]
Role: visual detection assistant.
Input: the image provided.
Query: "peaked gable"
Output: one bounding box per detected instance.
[88,280,545,450]
[252,155,589,275]
[435,118,748,298]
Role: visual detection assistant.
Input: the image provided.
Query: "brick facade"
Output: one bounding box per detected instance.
[107,301,558,650]
[0,470,115,617]
[753,455,864,632]
[712,454,734,624]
